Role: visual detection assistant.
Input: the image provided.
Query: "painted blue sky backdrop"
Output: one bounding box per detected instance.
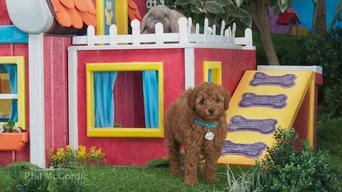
[291,0,342,31]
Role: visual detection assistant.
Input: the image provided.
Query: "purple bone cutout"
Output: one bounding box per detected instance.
[250,72,296,88]
[228,115,277,134]
[220,140,267,158]
[239,93,287,108]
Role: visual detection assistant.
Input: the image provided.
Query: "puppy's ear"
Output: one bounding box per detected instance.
[169,10,184,33]
[221,86,230,110]
[187,88,197,111]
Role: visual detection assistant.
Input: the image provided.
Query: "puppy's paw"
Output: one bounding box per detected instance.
[184,177,199,186]
[170,169,181,177]
[205,175,220,184]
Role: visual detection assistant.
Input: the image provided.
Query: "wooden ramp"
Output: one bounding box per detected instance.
[218,70,315,165]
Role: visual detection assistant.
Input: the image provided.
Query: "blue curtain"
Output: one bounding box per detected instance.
[94,72,117,127]
[142,71,159,128]
[4,64,18,122]
[208,69,213,82]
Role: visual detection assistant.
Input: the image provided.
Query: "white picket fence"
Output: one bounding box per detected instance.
[72,17,253,48]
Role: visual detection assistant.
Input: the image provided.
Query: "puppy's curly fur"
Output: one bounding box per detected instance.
[164,83,230,186]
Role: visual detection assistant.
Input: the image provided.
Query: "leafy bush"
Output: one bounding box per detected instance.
[267,29,342,116]
[256,128,338,192]
[164,0,252,31]
[303,33,342,116]
[48,145,105,168]
[9,165,49,192]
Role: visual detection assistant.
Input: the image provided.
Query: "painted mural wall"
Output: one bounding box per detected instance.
[291,1,342,31]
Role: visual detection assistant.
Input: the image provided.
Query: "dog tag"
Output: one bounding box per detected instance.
[205,132,215,140]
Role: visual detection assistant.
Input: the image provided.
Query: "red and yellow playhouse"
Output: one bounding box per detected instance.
[0,0,321,167]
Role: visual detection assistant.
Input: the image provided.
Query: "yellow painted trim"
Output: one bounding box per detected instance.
[203,61,222,85]
[96,0,128,35]
[307,74,316,147]
[96,0,105,35]
[86,62,164,138]
[0,56,26,129]
[116,0,128,34]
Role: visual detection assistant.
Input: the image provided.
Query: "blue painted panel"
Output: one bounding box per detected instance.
[292,1,342,31]
[0,25,28,44]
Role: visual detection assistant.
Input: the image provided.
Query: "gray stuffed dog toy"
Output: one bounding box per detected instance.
[140,5,186,33]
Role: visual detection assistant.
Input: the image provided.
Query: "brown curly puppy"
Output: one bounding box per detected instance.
[164,82,230,186]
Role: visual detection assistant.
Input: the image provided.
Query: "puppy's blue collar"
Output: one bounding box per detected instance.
[194,119,218,129]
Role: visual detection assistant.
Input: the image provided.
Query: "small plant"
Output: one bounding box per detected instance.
[48,145,105,168]
[9,166,50,192]
[0,120,24,133]
[223,165,263,192]
[113,122,121,128]
[255,128,339,192]
[8,162,86,192]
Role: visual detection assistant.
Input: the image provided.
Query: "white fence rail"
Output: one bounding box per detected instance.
[72,18,253,48]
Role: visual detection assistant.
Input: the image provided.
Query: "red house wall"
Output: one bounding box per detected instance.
[114,71,145,128]
[0,44,29,165]
[0,36,71,166]
[77,49,185,165]
[194,49,256,94]
[76,48,256,165]
[0,1,11,25]
[44,36,71,165]
[0,0,29,165]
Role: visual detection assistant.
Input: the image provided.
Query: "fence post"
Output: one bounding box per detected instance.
[244,28,253,47]
[204,18,209,43]
[155,22,163,44]
[109,25,118,46]
[178,17,188,43]
[131,19,141,45]
[87,25,96,46]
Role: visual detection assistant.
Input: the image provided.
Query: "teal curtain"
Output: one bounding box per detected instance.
[142,71,159,128]
[208,69,213,82]
[4,64,18,122]
[94,72,117,127]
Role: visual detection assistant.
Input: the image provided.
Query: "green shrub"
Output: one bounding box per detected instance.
[265,30,342,116]
[303,34,342,116]
[8,162,86,192]
[256,128,338,192]
[9,166,50,192]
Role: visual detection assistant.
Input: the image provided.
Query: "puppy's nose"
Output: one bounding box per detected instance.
[208,109,215,115]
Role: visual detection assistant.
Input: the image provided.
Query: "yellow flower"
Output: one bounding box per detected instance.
[56,148,66,160]
[77,145,87,159]
[65,145,73,152]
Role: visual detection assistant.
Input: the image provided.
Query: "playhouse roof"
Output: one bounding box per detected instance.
[277,8,300,25]
[50,0,97,29]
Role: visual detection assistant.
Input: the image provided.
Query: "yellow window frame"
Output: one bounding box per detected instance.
[86,62,164,138]
[203,61,222,84]
[0,56,26,129]
[96,0,128,35]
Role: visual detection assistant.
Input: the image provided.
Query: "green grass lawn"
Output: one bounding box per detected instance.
[0,110,341,192]
[0,163,243,192]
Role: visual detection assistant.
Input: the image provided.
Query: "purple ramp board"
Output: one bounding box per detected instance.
[228,115,277,134]
[239,93,287,108]
[220,140,267,158]
[250,72,296,88]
